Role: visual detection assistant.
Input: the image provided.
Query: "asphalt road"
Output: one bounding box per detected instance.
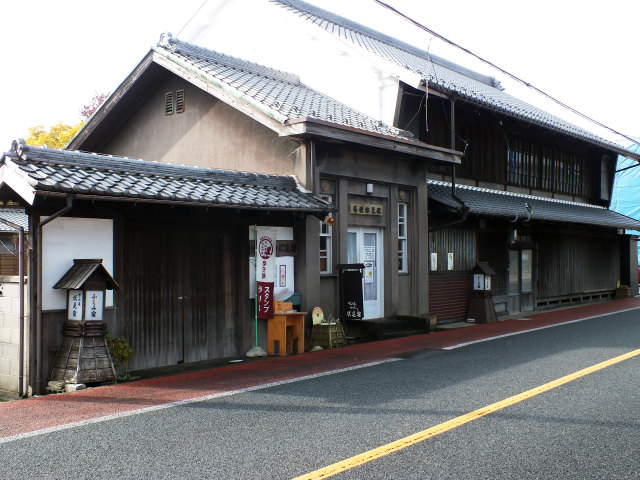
[2,310,639,479]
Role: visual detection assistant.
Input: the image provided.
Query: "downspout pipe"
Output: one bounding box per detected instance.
[35,195,73,394]
[0,218,25,397]
[450,96,457,199]
[428,94,468,233]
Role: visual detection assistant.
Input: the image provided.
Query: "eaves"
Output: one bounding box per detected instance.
[69,49,293,151]
[282,116,462,165]
[68,53,157,150]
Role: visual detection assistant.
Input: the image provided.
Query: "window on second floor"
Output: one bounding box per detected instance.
[506,136,587,197]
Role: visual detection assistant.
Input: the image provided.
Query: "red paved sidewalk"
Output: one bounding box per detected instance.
[2,297,639,440]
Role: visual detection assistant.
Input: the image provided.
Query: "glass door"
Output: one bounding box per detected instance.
[347,227,383,319]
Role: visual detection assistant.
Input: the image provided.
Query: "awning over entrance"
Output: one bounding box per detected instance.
[428,180,640,231]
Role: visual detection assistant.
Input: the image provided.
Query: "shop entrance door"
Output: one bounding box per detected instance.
[508,248,534,314]
[347,227,383,319]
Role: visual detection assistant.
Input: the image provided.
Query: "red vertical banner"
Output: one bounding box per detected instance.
[256,228,276,319]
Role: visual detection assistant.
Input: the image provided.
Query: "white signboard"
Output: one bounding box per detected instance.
[67,290,83,320]
[430,253,438,271]
[249,227,294,299]
[447,253,454,271]
[363,246,376,262]
[473,274,484,291]
[84,290,104,321]
[256,228,276,283]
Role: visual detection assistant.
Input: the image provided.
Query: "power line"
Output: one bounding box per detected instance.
[177,0,210,38]
[373,0,638,146]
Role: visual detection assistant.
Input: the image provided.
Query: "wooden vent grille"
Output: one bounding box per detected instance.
[176,89,185,113]
[165,92,174,115]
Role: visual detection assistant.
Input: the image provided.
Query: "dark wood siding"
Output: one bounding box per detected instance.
[429,227,476,272]
[119,220,242,370]
[429,272,472,322]
[0,253,27,275]
[478,232,508,296]
[428,227,476,322]
[537,233,619,299]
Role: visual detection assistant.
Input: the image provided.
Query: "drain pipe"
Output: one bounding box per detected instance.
[429,95,468,233]
[35,195,73,394]
[0,218,25,397]
[450,96,458,200]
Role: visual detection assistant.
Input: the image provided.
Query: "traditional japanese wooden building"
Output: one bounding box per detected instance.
[0,140,329,394]
[68,35,461,333]
[5,0,640,396]
[161,0,640,321]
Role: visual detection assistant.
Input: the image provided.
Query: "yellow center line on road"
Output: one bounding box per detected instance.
[293,348,640,480]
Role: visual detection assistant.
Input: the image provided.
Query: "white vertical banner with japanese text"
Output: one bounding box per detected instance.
[256,228,277,319]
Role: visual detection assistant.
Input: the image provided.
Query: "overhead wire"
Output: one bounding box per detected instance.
[176,0,210,37]
[372,0,638,147]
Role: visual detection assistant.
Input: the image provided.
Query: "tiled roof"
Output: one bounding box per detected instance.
[0,209,28,232]
[155,36,412,139]
[427,180,640,230]
[1,143,330,213]
[272,0,640,160]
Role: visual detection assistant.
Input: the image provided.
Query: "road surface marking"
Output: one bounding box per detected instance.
[444,306,640,350]
[292,347,640,480]
[0,359,400,445]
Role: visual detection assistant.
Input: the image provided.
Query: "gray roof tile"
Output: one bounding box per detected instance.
[156,37,412,140]
[427,179,640,230]
[2,144,329,213]
[0,209,28,232]
[272,0,639,160]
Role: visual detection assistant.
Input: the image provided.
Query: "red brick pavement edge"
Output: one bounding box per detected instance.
[2,297,639,439]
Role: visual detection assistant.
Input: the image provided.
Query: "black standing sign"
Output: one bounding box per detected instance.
[337,264,365,321]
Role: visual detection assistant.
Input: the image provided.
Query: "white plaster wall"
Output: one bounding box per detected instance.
[180,0,404,127]
[0,276,28,395]
[41,217,114,310]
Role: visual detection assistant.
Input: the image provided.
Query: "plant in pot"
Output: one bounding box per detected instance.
[106,333,134,381]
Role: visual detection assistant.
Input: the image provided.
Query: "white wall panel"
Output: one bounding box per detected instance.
[42,217,114,310]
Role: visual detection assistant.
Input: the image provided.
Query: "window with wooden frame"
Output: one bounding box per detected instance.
[319,194,333,274]
[506,136,587,196]
[398,202,408,273]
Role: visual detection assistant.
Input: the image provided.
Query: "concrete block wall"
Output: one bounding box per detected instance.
[0,276,28,396]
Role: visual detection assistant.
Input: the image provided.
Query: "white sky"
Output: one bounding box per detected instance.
[2,0,638,151]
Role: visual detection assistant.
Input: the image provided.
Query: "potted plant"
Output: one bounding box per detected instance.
[106,333,134,380]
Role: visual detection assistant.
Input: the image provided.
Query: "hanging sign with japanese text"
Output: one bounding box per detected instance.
[256,228,277,319]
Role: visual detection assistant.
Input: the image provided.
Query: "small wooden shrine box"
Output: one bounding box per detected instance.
[49,259,120,384]
[467,262,497,324]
